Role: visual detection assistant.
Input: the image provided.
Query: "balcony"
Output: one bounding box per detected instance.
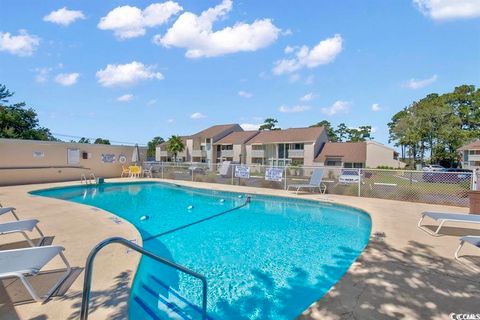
[468,154,480,161]
[192,150,207,158]
[220,150,234,158]
[288,149,304,158]
[158,150,169,157]
[251,150,265,158]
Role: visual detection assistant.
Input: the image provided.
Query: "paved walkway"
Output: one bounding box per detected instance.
[0,178,478,319]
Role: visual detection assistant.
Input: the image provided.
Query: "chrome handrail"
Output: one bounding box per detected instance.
[80,237,208,320]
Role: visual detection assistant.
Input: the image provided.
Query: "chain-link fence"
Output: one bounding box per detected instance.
[143,162,474,207]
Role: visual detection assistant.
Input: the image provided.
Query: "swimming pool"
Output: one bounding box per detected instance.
[32,182,371,319]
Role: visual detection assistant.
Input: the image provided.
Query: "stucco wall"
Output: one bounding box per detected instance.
[365,141,405,168]
[0,139,137,186]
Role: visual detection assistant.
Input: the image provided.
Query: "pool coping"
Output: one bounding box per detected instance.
[1,178,479,319]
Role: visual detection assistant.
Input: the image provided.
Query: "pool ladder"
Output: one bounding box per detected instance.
[80,173,97,185]
[79,237,208,320]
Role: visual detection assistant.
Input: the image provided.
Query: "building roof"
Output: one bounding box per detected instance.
[246,127,325,144]
[315,142,367,163]
[215,131,259,144]
[192,124,243,140]
[458,140,480,151]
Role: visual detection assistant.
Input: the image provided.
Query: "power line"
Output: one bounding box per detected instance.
[51,132,146,146]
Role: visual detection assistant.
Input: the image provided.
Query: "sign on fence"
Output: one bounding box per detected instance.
[101,154,116,163]
[235,165,250,179]
[265,167,283,182]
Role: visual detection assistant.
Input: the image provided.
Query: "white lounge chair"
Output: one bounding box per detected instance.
[0,207,45,238]
[0,219,44,247]
[0,245,71,302]
[417,211,480,236]
[454,235,480,260]
[287,168,326,194]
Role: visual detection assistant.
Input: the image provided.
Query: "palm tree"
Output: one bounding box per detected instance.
[166,135,185,163]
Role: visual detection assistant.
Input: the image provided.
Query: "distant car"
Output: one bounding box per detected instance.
[422,164,445,172]
[423,168,472,183]
[339,169,363,185]
[188,166,206,174]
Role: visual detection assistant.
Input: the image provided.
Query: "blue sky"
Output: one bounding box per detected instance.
[1,0,479,146]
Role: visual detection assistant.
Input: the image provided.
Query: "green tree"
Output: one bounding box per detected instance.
[310,120,338,142]
[335,123,349,142]
[0,84,54,140]
[166,135,185,162]
[347,125,373,142]
[147,136,164,158]
[259,118,280,131]
[94,138,110,144]
[78,137,90,143]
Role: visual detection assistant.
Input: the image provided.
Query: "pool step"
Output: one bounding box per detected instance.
[132,275,210,320]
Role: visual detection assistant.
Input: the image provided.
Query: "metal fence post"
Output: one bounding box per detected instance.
[284,165,287,190]
[231,164,234,185]
[472,171,477,191]
[358,168,362,197]
[161,164,164,179]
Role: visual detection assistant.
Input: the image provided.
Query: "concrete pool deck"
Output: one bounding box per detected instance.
[0,178,478,319]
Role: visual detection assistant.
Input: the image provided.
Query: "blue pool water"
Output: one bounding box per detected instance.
[32,182,371,319]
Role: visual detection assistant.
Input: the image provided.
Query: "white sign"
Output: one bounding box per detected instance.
[33,151,44,158]
[101,154,116,163]
[235,165,250,179]
[67,148,80,164]
[265,167,283,182]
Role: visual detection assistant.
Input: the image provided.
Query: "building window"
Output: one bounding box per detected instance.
[353,163,364,168]
[325,158,342,167]
[290,143,304,150]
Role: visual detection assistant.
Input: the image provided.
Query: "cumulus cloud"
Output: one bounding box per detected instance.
[117,94,134,102]
[413,0,480,20]
[96,61,164,87]
[154,0,281,58]
[321,100,351,116]
[34,67,51,83]
[147,99,157,106]
[404,74,438,89]
[300,93,314,102]
[278,105,311,113]
[0,30,40,56]
[167,118,175,123]
[371,103,381,112]
[54,73,80,86]
[43,7,85,26]
[240,123,261,130]
[98,2,182,39]
[273,34,343,75]
[238,91,253,98]
[190,112,206,119]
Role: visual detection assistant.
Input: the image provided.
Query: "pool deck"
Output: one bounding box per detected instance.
[0,178,479,319]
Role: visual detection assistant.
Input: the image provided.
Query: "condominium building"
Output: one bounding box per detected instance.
[459,140,480,169]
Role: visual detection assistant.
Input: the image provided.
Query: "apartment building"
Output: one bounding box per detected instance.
[459,140,480,170]
[245,127,328,166]
[315,141,403,168]
[214,131,260,163]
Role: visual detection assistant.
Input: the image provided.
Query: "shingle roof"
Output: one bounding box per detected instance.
[192,124,243,140]
[215,131,259,144]
[246,127,325,144]
[458,140,480,151]
[315,142,367,163]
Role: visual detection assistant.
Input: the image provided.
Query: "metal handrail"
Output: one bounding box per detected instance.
[80,237,208,320]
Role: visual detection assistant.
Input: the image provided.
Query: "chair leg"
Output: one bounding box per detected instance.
[454,240,465,260]
[17,274,43,302]
[43,252,72,303]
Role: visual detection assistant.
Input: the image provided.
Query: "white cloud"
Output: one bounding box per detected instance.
[117,94,134,102]
[43,7,85,26]
[240,123,261,130]
[98,2,182,39]
[96,61,164,87]
[413,0,480,20]
[238,90,253,98]
[300,93,314,102]
[147,99,157,106]
[321,100,351,116]
[167,118,174,123]
[34,67,51,83]
[278,105,311,113]
[288,73,301,83]
[54,73,80,86]
[273,34,343,75]
[154,0,281,58]
[404,74,438,89]
[190,112,206,119]
[284,45,295,54]
[371,103,381,112]
[0,30,40,56]
[304,75,315,85]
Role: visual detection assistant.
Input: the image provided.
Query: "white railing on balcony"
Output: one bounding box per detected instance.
[468,154,480,161]
[288,149,304,158]
[251,150,265,158]
[192,150,207,157]
[220,150,234,157]
[158,151,169,157]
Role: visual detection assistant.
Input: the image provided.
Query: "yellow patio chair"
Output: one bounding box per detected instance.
[121,166,130,178]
